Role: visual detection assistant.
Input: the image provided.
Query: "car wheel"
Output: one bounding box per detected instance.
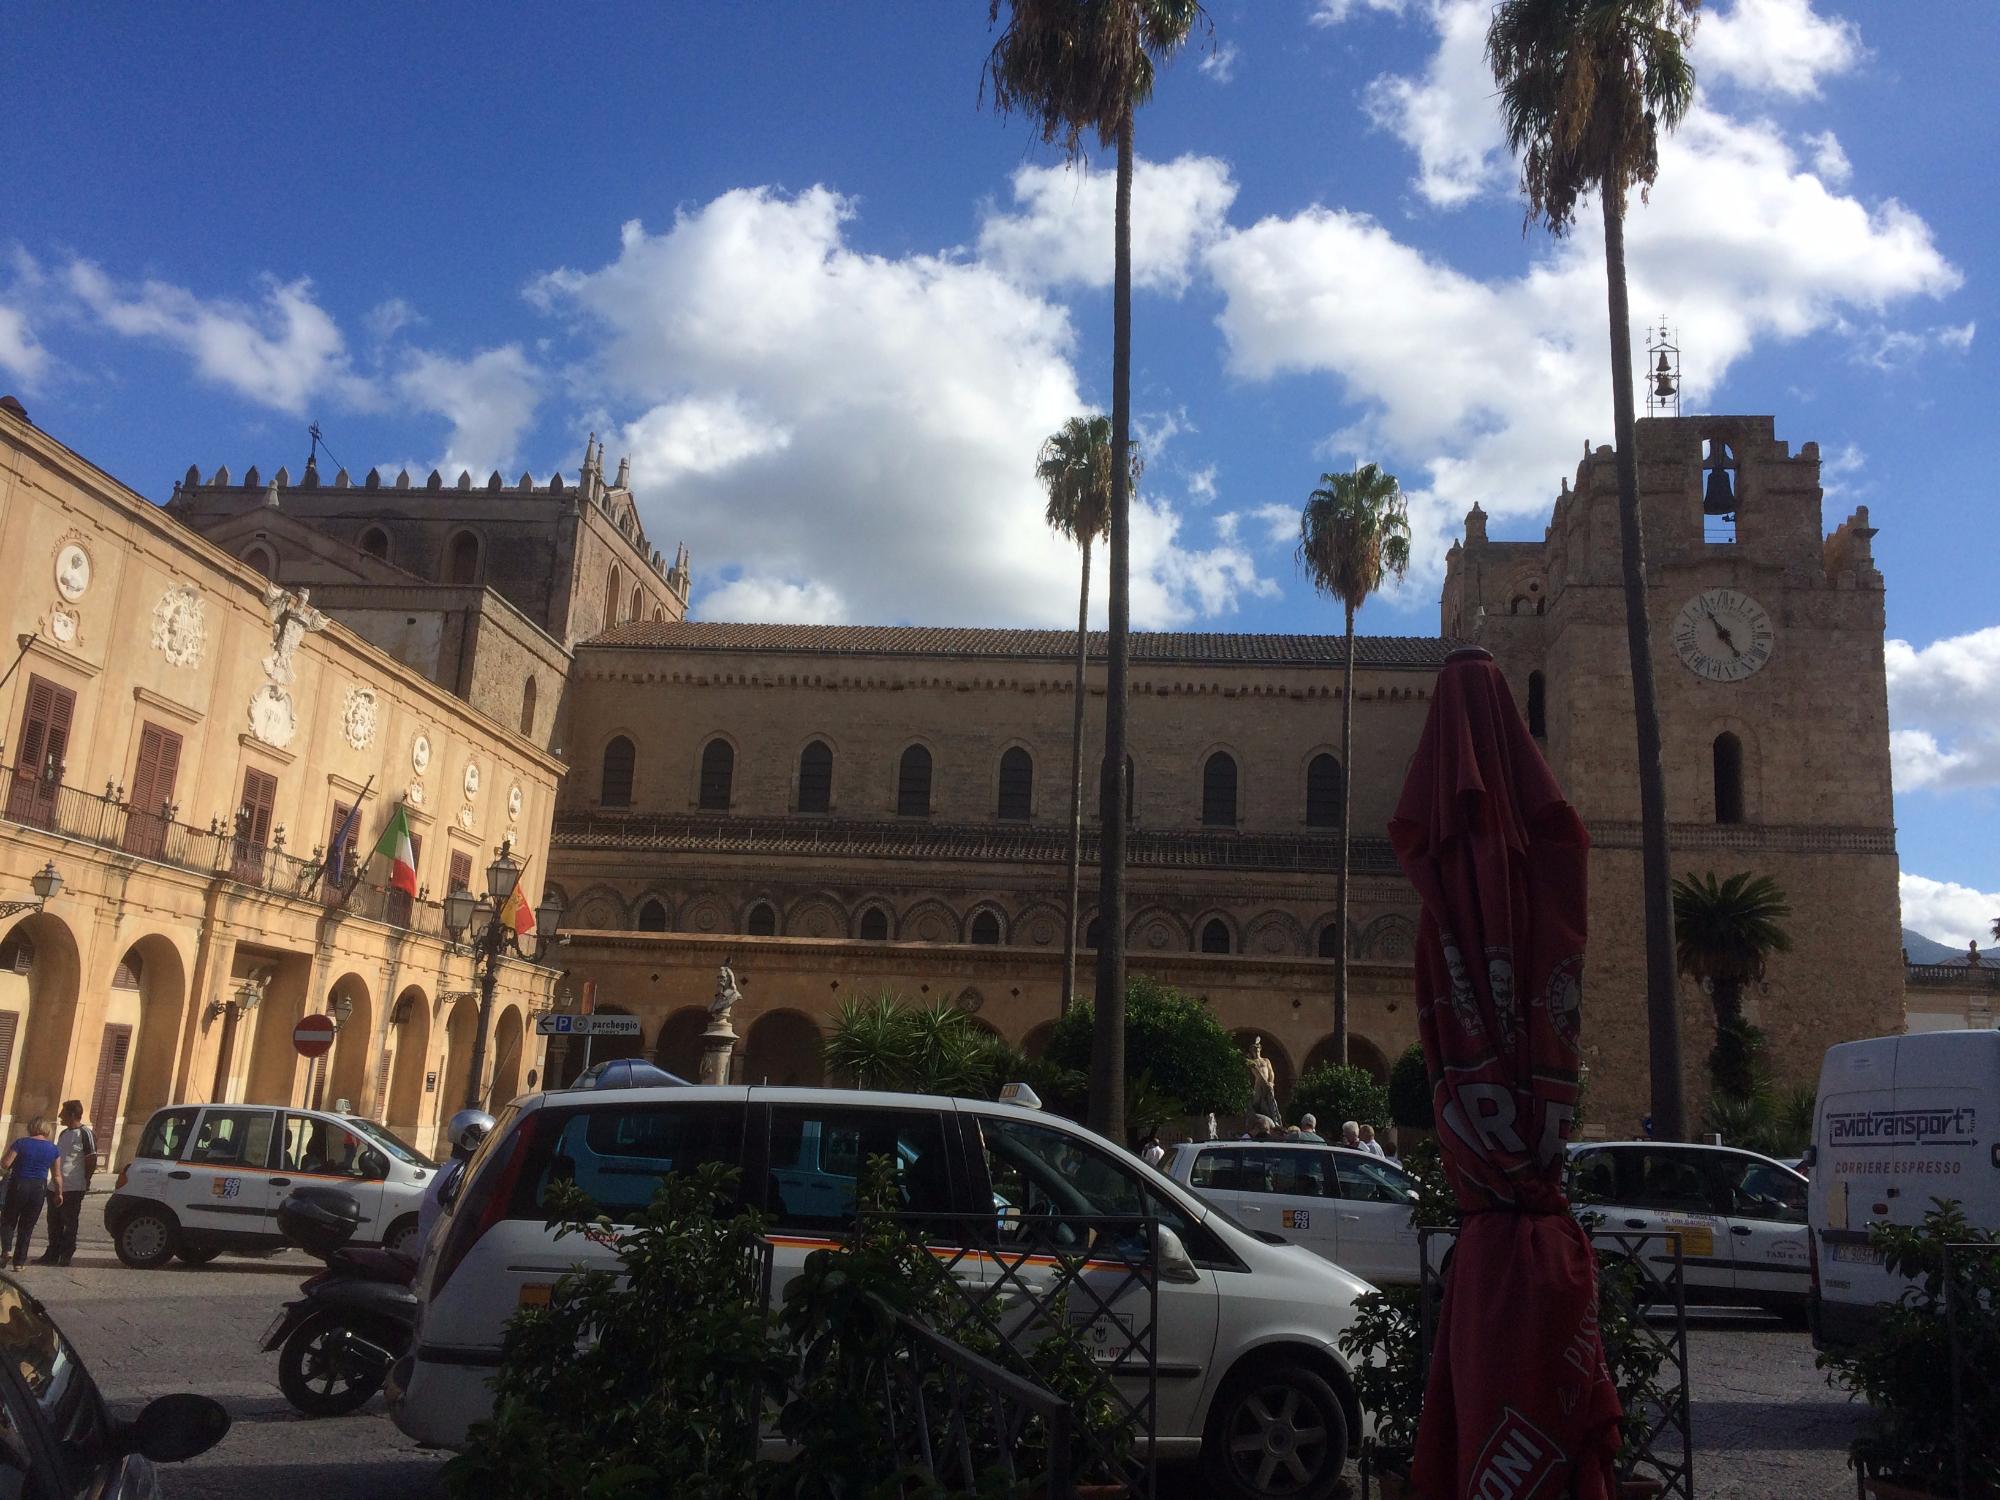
[383,1215,420,1257]
[278,1312,386,1417]
[175,1243,221,1266]
[114,1209,177,1269]
[1768,1298,1812,1330]
[1203,1361,1350,1500]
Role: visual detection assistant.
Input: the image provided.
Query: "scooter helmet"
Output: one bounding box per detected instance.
[447,1108,495,1159]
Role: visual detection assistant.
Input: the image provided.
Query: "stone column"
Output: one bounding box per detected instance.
[698,1018,736,1086]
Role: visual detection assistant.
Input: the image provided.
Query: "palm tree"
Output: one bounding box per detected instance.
[1038,415,1137,1016]
[1990,915,1999,945]
[1488,0,1700,1139]
[986,0,1205,1142]
[1298,464,1411,1066]
[1672,870,1791,1099]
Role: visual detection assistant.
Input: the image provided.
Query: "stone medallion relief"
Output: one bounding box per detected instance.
[341,687,379,750]
[151,585,206,668]
[248,683,297,749]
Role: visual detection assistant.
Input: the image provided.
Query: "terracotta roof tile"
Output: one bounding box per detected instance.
[581,621,1453,668]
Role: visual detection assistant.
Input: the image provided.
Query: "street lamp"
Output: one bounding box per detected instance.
[0,861,63,920]
[206,974,265,1026]
[442,838,562,1110]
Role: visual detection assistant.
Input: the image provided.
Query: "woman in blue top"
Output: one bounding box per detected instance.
[1,1119,64,1270]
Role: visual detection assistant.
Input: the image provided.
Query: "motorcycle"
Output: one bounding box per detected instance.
[262,1185,419,1417]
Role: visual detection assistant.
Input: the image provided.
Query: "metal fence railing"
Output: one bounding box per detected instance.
[1413,1225,1694,1500]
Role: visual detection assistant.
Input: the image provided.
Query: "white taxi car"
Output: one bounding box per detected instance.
[1566,1140,1810,1322]
[391,1084,1374,1500]
[1164,1140,1423,1286]
[106,1102,436,1266]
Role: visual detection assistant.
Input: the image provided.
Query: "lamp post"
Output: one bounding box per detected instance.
[442,839,562,1110]
[0,861,63,920]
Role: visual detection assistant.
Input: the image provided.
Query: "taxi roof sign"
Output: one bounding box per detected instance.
[998,1082,1042,1111]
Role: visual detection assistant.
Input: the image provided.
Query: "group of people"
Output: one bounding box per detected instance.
[0,1102,98,1269]
[1134,1112,1397,1164]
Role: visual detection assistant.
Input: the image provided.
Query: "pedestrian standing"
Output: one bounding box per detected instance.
[1139,1132,1165,1168]
[1296,1113,1325,1144]
[1,1120,63,1270]
[1358,1124,1387,1158]
[41,1100,95,1267]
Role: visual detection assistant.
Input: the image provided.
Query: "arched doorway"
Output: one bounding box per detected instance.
[1,913,82,1139]
[244,958,312,1105]
[742,1010,823,1086]
[1301,1032,1391,1084]
[323,972,373,1114]
[654,1006,709,1081]
[487,1006,525,1108]
[1231,1029,1295,1111]
[108,934,189,1165]
[385,986,432,1148]
[439,994,479,1127]
[1020,1020,1058,1061]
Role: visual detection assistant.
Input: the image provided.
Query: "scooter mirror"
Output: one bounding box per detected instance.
[128,1393,231,1463]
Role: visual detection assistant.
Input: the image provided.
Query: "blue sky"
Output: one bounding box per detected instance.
[3,0,1995,941]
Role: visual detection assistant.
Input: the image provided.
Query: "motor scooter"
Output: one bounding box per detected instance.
[262,1185,419,1416]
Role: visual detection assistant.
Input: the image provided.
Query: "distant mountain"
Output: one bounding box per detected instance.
[1904,927,1973,964]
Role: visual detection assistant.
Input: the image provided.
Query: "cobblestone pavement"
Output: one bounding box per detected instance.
[32,1196,1861,1498]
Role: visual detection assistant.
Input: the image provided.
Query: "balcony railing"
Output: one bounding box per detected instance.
[1907,962,2000,990]
[0,764,446,936]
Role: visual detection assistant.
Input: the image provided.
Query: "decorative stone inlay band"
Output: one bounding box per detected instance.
[1587,821,1897,855]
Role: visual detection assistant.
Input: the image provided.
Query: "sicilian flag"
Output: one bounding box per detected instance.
[498,856,535,936]
[373,804,418,896]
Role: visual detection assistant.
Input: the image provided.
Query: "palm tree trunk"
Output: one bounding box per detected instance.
[1089,109,1136,1143]
[1061,542,1092,1014]
[1709,975,1743,1033]
[1336,601,1355,1065]
[1603,189,1686,1141]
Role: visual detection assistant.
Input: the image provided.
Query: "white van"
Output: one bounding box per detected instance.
[389,1084,1375,1500]
[1808,1029,1999,1348]
[106,1103,436,1266]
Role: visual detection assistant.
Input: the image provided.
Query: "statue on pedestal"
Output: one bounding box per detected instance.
[1245,1036,1280,1122]
[709,962,741,1026]
[699,961,742,1086]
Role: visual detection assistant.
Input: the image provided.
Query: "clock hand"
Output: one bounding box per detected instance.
[1703,604,1742,658]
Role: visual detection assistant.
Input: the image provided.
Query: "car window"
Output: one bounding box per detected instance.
[1569,1150,1617,1203]
[190,1109,275,1169]
[0,1280,109,1496]
[522,1102,745,1222]
[1189,1148,1244,1192]
[0,1374,33,1500]
[1225,1149,1331,1198]
[345,1118,435,1170]
[1632,1150,1717,1214]
[764,1106,953,1233]
[283,1115,367,1177]
[1332,1153,1416,1204]
[135,1108,197,1162]
[1723,1159,1807,1225]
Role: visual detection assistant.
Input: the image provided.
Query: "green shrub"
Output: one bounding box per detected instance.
[1388,1044,1433,1129]
[1046,975,1250,1116]
[1291,1063,1390,1135]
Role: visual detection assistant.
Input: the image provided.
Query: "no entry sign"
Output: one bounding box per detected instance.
[293,1013,337,1058]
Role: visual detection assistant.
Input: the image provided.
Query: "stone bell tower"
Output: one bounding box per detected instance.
[1441,415,1905,1125]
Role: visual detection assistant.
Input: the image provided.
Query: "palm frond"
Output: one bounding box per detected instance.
[1671,870,1793,985]
[1296,463,1412,614]
[985,0,1208,157]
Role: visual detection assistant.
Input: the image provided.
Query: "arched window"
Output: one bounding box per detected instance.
[997,747,1033,821]
[1305,754,1343,828]
[636,898,668,932]
[600,736,635,807]
[1528,672,1547,739]
[445,530,480,585]
[1200,918,1233,955]
[1084,917,1104,950]
[896,745,932,818]
[746,901,777,937]
[699,738,734,811]
[242,543,277,578]
[520,677,537,737]
[1202,752,1238,827]
[797,740,833,814]
[970,910,1002,945]
[359,526,389,561]
[1714,732,1745,824]
[1317,923,1341,959]
[858,906,890,942]
[630,585,643,623]
[1097,756,1135,822]
[606,564,623,628]
[652,605,666,622]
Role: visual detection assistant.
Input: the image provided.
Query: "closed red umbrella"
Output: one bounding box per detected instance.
[1387,646,1620,1499]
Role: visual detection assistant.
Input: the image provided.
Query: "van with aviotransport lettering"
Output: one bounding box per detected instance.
[1807,1029,1999,1349]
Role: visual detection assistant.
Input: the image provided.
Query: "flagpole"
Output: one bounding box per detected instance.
[331,776,377,906]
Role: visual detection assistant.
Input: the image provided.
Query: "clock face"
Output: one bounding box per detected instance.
[1672,588,1774,682]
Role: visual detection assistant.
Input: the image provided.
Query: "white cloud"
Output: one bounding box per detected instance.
[1363,0,1506,208]
[1311,0,1405,24]
[1805,129,1852,186]
[1849,319,1977,371]
[1886,626,2000,793]
[366,297,423,343]
[65,262,375,416]
[1251,502,1300,547]
[1186,464,1218,502]
[1697,0,1863,99]
[534,186,1272,630]
[0,305,45,383]
[395,344,541,472]
[1900,873,2000,950]
[1199,42,1240,84]
[977,154,1238,295]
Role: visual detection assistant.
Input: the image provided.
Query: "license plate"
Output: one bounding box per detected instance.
[260,1311,289,1346]
[1829,1242,1883,1266]
[517,1283,553,1309]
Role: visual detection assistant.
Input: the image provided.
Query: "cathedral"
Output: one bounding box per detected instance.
[0,392,1907,1158]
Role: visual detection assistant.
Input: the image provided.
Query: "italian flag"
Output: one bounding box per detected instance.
[374,804,418,895]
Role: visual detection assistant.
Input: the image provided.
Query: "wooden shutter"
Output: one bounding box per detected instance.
[0,1011,17,1114]
[124,722,184,856]
[89,1023,133,1134]
[324,801,354,899]
[241,769,278,843]
[373,1049,393,1121]
[448,849,472,894]
[8,676,76,825]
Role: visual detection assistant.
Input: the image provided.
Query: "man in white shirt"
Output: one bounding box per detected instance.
[1358,1124,1387,1158]
[42,1100,95,1267]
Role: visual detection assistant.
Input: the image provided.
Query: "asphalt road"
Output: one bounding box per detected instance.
[32,1194,1861,1498]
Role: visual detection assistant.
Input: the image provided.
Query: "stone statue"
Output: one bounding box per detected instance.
[709,962,742,1026]
[261,583,327,684]
[1245,1036,1280,1121]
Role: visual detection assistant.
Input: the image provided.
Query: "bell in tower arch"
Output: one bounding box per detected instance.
[1653,351,1676,401]
[1702,437,1737,516]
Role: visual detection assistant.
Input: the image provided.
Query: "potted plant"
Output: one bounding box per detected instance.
[1818,1201,2000,1499]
